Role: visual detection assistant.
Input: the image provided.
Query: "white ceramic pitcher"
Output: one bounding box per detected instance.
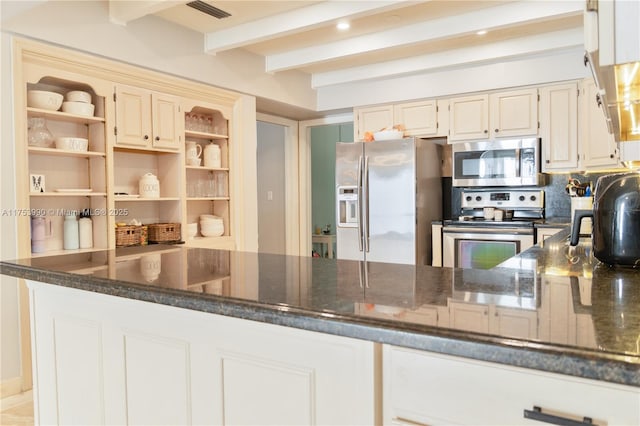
[186,141,202,162]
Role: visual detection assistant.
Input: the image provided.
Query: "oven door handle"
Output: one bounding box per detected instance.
[443,227,533,235]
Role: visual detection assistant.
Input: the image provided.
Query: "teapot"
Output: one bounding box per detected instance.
[203,142,221,168]
[186,141,202,162]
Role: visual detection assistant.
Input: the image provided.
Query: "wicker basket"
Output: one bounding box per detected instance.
[116,225,142,247]
[147,223,181,243]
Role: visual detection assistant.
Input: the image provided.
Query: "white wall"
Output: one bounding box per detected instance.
[316,47,591,111]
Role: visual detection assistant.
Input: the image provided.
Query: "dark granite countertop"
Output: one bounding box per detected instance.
[2,231,639,387]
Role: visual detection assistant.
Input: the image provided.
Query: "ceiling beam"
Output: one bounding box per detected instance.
[266,0,584,73]
[311,28,584,88]
[204,0,418,55]
[108,0,188,26]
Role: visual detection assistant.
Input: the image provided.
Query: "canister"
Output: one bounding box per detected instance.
[139,173,160,198]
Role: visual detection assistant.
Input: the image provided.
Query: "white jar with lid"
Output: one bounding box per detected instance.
[139,173,160,198]
[203,142,221,168]
[78,209,93,249]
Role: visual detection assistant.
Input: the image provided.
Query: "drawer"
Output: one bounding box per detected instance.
[383,345,640,425]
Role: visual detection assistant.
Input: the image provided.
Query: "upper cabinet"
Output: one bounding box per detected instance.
[355,99,448,141]
[354,105,393,141]
[579,79,620,169]
[540,80,623,172]
[539,83,579,172]
[448,89,538,142]
[114,85,182,150]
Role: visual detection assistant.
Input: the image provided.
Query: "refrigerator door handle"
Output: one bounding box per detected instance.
[357,155,364,252]
[363,155,370,253]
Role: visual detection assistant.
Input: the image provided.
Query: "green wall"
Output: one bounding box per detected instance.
[310,123,353,241]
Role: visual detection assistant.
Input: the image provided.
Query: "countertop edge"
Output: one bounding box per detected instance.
[2,260,638,388]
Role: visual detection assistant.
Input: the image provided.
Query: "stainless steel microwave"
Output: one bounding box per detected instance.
[452,138,543,187]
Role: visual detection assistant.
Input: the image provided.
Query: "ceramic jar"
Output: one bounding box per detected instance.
[186,141,202,166]
[139,173,160,198]
[63,212,79,250]
[204,142,221,168]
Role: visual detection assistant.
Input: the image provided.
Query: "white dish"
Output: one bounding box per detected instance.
[56,189,92,193]
[65,90,92,103]
[62,101,95,116]
[55,137,88,151]
[27,90,63,111]
[373,130,404,141]
[115,194,140,199]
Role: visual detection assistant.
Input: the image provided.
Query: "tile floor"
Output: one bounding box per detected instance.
[0,390,34,426]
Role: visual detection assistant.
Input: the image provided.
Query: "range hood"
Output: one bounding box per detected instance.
[584,0,640,143]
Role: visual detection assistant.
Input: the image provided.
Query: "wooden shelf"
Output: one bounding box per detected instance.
[187,197,229,201]
[185,165,229,171]
[28,147,106,158]
[30,191,107,197]
[114,197,181,202]
[113,145,180,154]
[27,107,105,124]
[185,130,228,140]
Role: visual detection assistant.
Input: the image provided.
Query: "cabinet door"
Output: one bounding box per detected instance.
[539,83,578,171]
[151,93,181,150]
[448,94,489,141]
[394,100,437,136]
[580,79,620,169]
[489,89,538,138]
[448,301,489,333]
[355,105,394,141]
[491,307,537,340]
[114,85,152,148]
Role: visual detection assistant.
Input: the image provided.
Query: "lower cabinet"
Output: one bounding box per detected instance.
[27,281,376,425]
[383,345,640,426]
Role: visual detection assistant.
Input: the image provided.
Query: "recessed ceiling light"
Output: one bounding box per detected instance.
[476,30,488,36]
[337,21,350,31]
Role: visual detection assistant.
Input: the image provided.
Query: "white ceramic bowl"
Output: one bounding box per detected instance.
[65,90,92,103]
[373,130,404,141]
[55,137,89,151]
[200,224,224,237]
[27,90,63,111]
[62,101,95,117]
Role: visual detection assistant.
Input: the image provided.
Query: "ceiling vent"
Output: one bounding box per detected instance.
[186,1,231,19]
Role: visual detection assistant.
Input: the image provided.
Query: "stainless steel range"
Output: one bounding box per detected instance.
[442,188,544,269]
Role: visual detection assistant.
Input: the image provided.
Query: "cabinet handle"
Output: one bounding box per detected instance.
[523,406,597,426]
[155,136,160,141]
[546,159,550,164]
[144,135,149,140]
[610,154,614,159]
[494,129,499,133]
[484,129,488,134]
[583,53,589,67]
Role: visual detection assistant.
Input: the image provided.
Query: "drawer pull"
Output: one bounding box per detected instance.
[524,406,596,426]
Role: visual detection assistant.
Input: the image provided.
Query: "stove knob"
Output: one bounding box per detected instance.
[530,195,537,202]
[519,195,526,201]
[466,196,472,202]
[475,196,482,202]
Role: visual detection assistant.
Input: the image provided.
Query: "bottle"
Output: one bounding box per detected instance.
[63,211,79,250]
[78,209,93,249]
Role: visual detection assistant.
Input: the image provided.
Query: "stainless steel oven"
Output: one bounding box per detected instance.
[452,138,543,187]
[443,225,534,269]
[441,188,543,269]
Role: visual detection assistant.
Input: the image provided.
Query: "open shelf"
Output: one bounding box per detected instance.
[28,147,106,158]
[27,107,105,124]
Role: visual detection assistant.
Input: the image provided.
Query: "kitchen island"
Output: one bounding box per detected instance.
[1,230,639,425]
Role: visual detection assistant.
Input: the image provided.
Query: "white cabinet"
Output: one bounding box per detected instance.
[579,79,620,169]
[448,89,538,142]
[449,301,537,340]
[394,100,438,136]
[431,223,442,267]
[114,85,182,150]
[28,280,376,425]
[489,89,538,138]
[448,94,489,141]
[383,345,640,426]
[539,83,579,171]
[355,104,394,141]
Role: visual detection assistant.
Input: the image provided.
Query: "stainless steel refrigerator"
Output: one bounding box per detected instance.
[335,137,443,265]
